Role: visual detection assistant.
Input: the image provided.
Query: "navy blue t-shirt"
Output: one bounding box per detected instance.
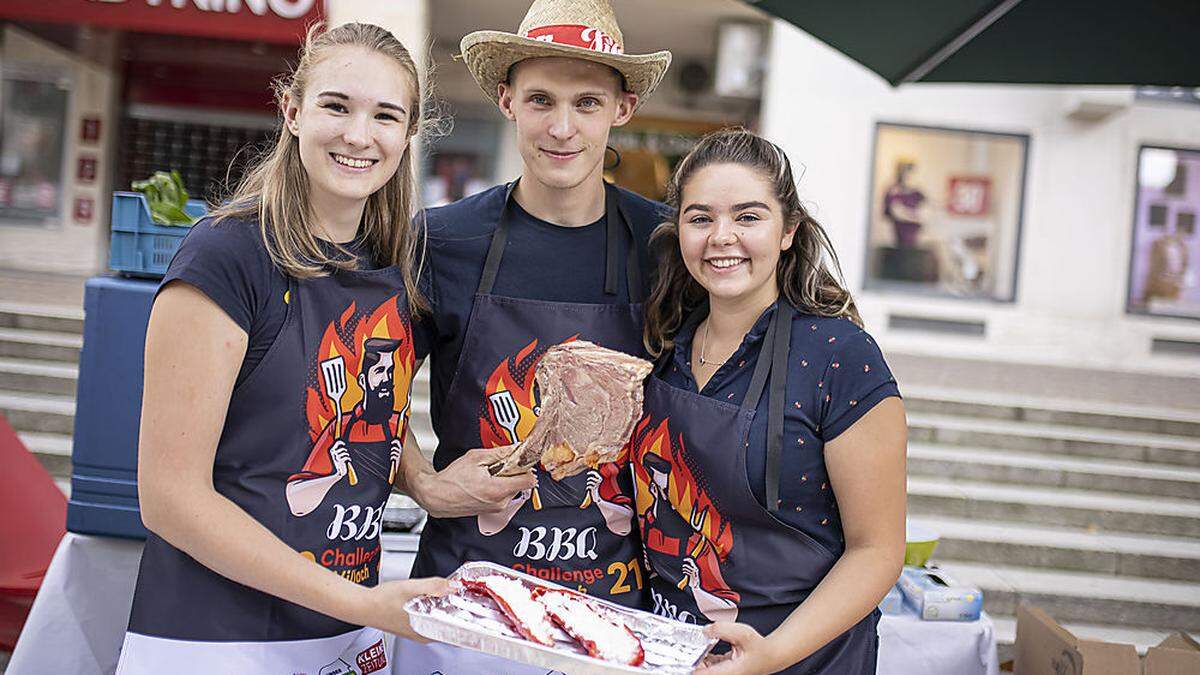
[415,182,667,433]
[660,302,901,558]
[161,215,384,389]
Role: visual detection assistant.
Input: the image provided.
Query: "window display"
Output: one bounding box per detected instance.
[0,68,69,224]
[1127,145,1200,320]
[865,123,1028,301]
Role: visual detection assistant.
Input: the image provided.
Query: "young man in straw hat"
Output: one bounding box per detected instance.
[395,0,670,670]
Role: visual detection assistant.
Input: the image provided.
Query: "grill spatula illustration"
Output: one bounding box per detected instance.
[320,355,357,486]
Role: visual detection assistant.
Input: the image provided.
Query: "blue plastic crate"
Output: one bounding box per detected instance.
[108,192,208,278]
[67,276,158,539]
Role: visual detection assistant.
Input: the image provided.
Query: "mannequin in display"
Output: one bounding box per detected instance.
[877,158,939,283]
[882,160,926,248]
[1143,220,1191,304]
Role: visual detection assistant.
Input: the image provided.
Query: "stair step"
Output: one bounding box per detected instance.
[0,326,83,362]
[936,561,1200,632]
[18,431,73,456]
[913,515,1200,583]
[989,614,1181,656]
[908,413,1200,468]
[18,431,73,479]
[0,389,75,435]
[907,443,1200,499]
[0,357,77,396]
[908,476,1200,538]
[0,303,84,335]
[904,384,1200,438]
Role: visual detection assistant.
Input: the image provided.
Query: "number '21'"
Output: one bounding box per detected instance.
[607,558,644,595]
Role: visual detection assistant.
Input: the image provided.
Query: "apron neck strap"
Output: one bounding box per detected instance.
[743,301,792,411]
[741,300,795,511]
[477,180,643,300]
[477,181,519,295]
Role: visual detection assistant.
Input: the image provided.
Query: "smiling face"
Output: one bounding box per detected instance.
[497,57,637,192]
[284,45,415,230]
[678,163,797,308]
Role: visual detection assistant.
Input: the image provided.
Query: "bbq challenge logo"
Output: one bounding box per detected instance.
[475,337,634,547]
[287,294,414,532]
[632,416,741,623]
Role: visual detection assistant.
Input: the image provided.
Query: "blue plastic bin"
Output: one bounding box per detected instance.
[108,192,208,278]
[66,276,158,539]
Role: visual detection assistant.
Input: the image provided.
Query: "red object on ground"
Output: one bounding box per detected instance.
[0,413,66,650]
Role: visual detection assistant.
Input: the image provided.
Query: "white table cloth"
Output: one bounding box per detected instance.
[8,533,997,675]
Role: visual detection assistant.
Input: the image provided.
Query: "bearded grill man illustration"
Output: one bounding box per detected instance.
[287,337,406,517]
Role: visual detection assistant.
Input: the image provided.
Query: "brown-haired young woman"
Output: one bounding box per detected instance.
[116,23,445,674]
[632,129,906,674]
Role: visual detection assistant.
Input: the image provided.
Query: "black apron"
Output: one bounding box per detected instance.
[118,261,414,674]
[399,182,648,674]
[631,302,879,675]
[411,182,647,604]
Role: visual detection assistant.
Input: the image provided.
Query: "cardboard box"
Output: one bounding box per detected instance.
[1143,633,1200,675]
[897,565,982,621]
[1014,604,1200,675]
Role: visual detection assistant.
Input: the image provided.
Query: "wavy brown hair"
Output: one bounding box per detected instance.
[644,129,860,356]
[209,22,429,314]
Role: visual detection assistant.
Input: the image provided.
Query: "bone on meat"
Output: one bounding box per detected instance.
[493,341,653,480]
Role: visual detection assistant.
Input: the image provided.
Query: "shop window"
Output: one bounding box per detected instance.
[865,123,1029,302]
[420,115,501,207]
[1128,145,1200,320]
[0,68,70,224]
[116,111,274,204]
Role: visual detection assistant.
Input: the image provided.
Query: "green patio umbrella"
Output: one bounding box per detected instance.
[747,0,1200,86]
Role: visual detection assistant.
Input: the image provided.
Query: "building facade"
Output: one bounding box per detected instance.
[759,20,1200,376]
[2,1,1197,375]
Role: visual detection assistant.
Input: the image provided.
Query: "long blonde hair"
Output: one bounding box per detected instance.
[210,22,428,314]
[644,129,860,356]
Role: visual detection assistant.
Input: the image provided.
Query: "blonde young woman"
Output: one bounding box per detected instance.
[115,23,446,674]
[632,130,906,674]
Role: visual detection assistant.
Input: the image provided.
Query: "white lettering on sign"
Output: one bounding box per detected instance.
[512,526,600,561]
[132,0,315,20]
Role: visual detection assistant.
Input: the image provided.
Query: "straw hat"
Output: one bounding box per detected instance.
[460,0,672,109]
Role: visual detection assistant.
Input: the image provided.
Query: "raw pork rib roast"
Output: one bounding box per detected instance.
[492,341,653,480]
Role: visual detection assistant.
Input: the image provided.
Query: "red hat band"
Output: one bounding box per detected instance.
[524,24,624,55]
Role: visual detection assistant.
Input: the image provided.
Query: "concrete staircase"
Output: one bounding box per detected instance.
[0,304,82,493]
[904,385,1200,660]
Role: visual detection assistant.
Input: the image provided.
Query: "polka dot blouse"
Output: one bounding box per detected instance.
[660,301,901,558]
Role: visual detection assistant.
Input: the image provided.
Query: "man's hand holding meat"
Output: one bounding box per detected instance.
[401,440,537,519]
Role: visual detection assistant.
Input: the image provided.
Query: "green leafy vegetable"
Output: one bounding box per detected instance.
[131,170,195,226]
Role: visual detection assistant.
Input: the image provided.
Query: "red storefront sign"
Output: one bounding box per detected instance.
[0,0,323,45]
